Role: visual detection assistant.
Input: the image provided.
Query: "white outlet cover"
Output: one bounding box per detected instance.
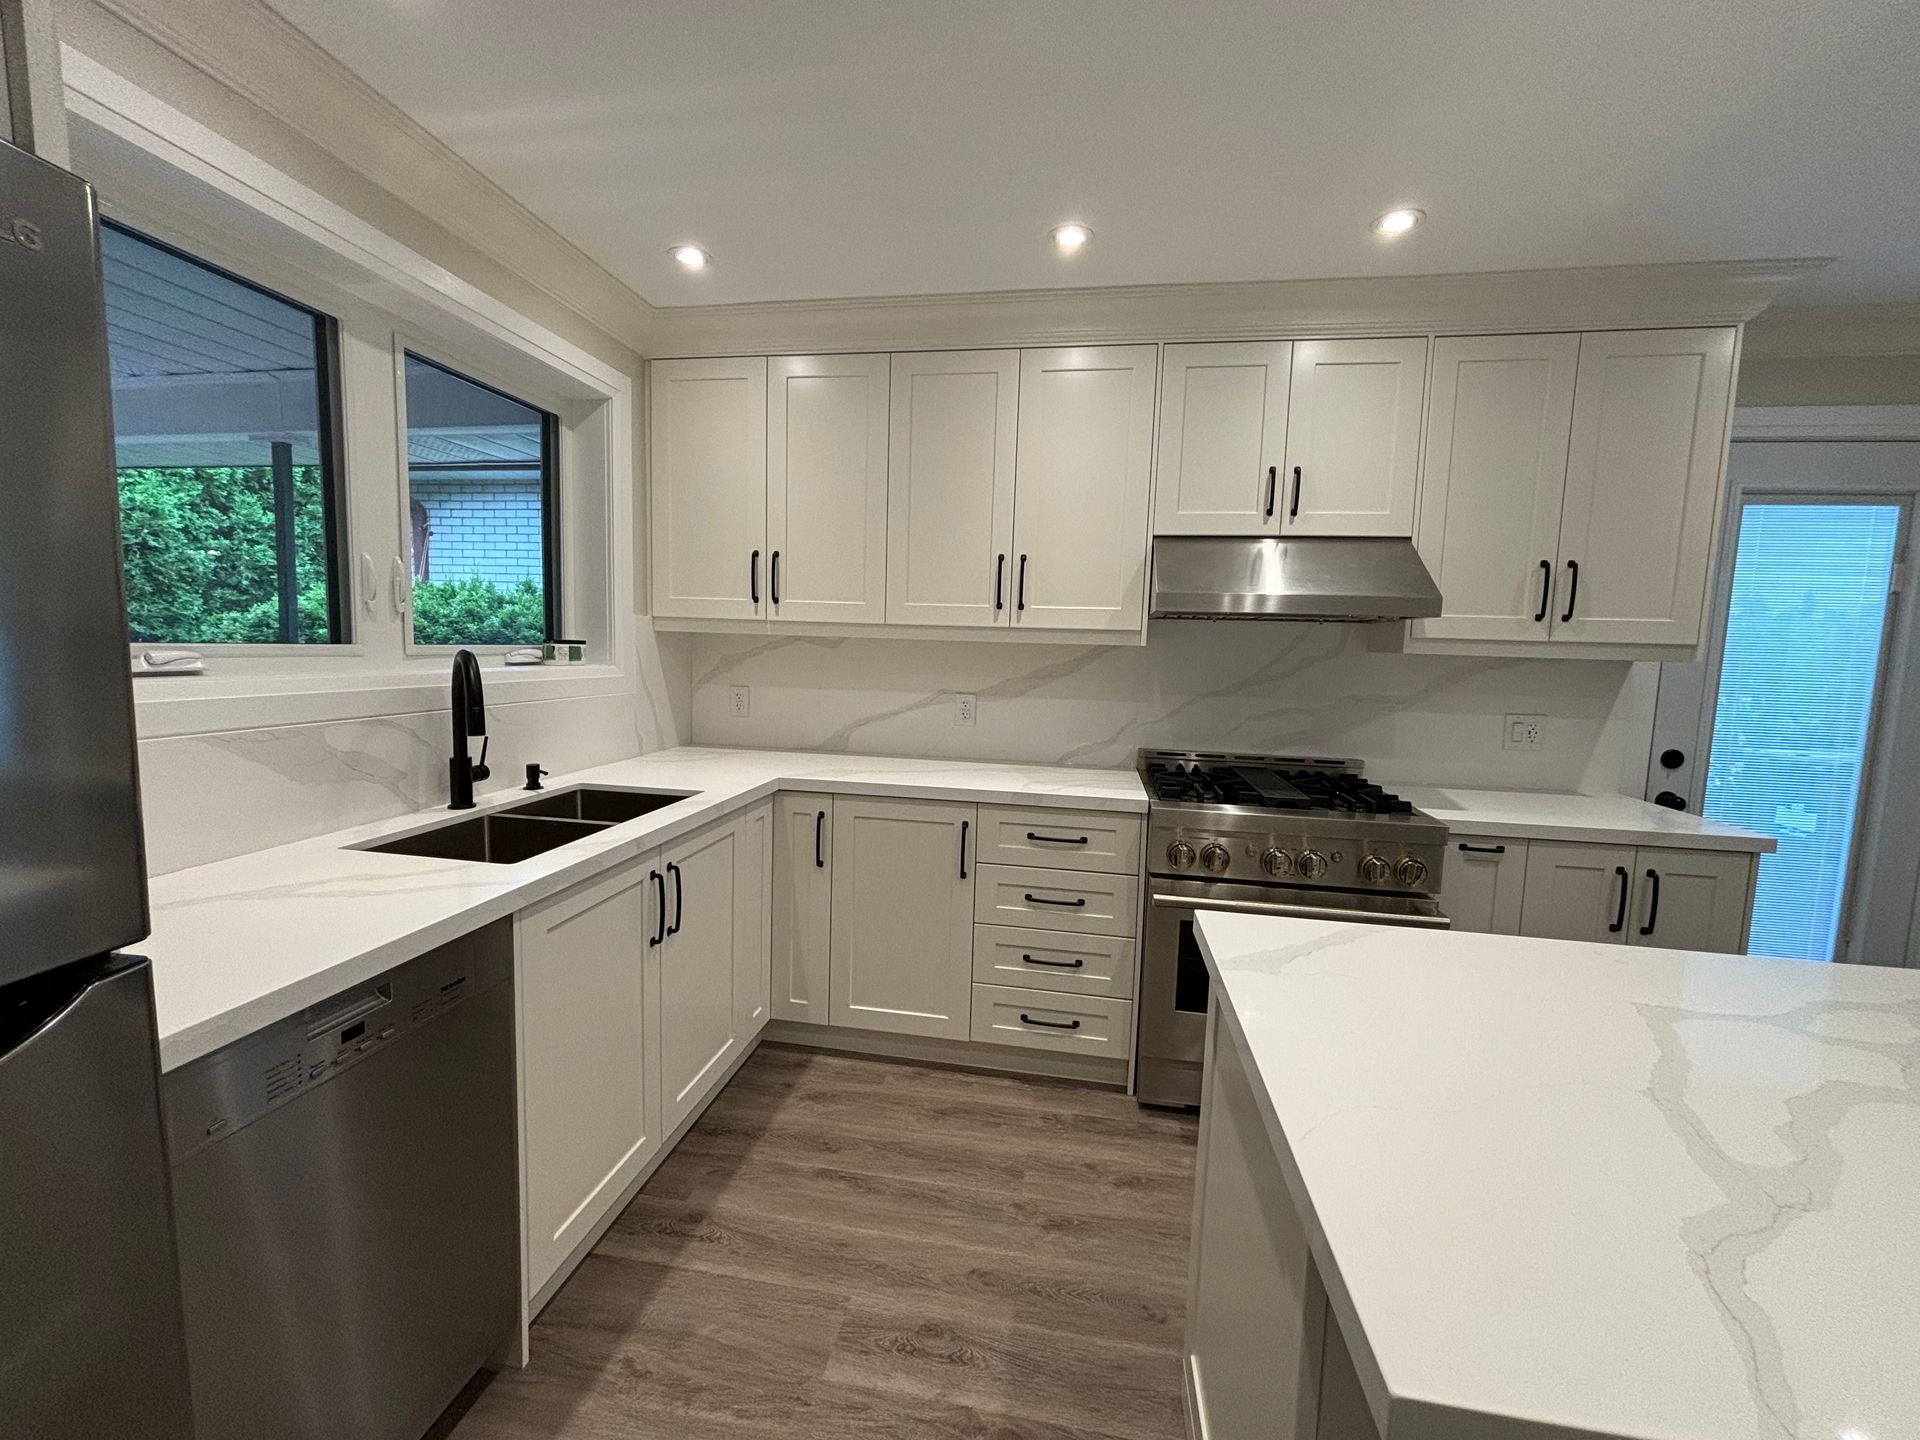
[1504,714,1545,752]
[730,684,751,718]
[955,693,977,726]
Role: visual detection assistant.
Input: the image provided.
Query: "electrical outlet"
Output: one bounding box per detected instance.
[729,685,751,719]
[955,693,977,727]
[1504,714,1545,752]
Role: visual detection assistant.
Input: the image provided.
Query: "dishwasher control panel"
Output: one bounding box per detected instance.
[162,919,512,1163]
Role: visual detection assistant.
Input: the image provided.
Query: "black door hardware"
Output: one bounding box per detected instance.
[1022,954,1085,969]
[750,550,760,606]
[1639,869,1661,936]
[770,550,781,606]
[1025,832,1089,846]
[814,810,826,868]
[1264,466,1277,520]
[1024,893,1087,908]
[648,870,666,947]
[1608,865,1629,933]
[1560,559,1579,623]
[666,862,683,936]
[959,820,969,879]
[1017,554,1028,612]
[1020,1014,1082,1030]
[1289,465,1302,520]
[1660,748,1686,770]
[1457,843,1507,855]
[1653,792,1687,812]
[1535,560,1552,623]
[995,554,1006,611]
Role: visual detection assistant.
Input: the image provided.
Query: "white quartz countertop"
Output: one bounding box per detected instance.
[143,746,1143,1071]
[1195,910,1918,1440]
[1402,785,1776,853]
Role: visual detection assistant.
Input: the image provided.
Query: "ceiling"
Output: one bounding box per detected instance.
[261,0,1920,310]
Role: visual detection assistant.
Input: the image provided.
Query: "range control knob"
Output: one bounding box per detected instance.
[1358,854,1391,884]
[1199,842,1232,875]
[1166,840,1197,871]
[1261,847,1294,878]
[1296,850,1329,881]
[1395,856,1430,888]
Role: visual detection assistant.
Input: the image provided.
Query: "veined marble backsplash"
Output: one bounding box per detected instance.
[137,627,689,876]
[679,624,1659,795]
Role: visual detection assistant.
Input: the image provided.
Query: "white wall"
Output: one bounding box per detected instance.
[139,628,689,875]
[679,626,1657,795]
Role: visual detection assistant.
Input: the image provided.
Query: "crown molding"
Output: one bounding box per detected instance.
[76,0,661,354]
[645,258,1826,357]
[1732,405,1920,441]
[1741,304,1920,358]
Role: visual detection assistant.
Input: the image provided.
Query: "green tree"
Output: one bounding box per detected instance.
[411,576,546,646]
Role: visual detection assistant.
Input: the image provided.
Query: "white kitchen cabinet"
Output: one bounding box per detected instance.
[771,792,833,1023]
[1442,837,1531,935]
[657,810,764,1132]
[1154,341,1292,535]
[1011,345,1158,631]
[968,984,1134,1059]
[1553,328,1737,646]
[1412,334,1579,643]
[829,795,976,1039]
[1518,841,1637,944]
[971,925,1137,999]
[650,357,767,620]
[885,350,1019,627]
[1281,338,1426,537]
[733,801,773,1034]
[972,863,1140,938]
[1626,847,1753,953]
[516,856,660,1294]
[975,804,1144,875]
[767,353,889,625]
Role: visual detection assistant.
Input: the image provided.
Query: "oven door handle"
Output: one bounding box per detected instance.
[1150,893,1451,928]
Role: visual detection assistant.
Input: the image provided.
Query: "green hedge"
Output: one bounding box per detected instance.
[411,576,546,646]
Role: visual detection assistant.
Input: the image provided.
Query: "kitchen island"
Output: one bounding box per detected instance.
[1186,912,1919,1440]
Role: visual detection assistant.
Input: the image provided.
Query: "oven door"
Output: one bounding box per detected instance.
[1136,876,1448,1109]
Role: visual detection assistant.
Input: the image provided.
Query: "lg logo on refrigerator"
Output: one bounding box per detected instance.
[2,218,46,252]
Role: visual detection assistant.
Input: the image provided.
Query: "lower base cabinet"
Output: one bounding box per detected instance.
[517,858,660,1295]
[1446,834,1756,953]
[969,984,1133,1058]
[771,793,833,1022]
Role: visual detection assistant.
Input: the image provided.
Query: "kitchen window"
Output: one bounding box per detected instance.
[401,352,558,648]
[101,221,345,644]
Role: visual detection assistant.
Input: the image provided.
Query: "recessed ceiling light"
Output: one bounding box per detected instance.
[670,244,712,271]
[1049,223,1092,255]
[1371,208,1424,238]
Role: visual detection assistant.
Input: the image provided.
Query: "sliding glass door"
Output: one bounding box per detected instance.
[1698,497,1906,960]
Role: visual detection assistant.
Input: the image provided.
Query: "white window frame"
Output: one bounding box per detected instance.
[61,46,635,740]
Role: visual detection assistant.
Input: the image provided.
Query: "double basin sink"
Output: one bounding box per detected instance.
[355,786,695,865]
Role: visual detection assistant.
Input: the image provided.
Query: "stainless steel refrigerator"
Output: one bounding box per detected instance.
[0,137,195,1439]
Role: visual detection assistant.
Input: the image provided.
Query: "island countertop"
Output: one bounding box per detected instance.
[1193,911,1919,1440]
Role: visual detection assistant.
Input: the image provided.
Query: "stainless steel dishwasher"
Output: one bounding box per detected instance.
[163,920,518,1440]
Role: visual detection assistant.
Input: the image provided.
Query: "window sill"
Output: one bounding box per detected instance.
[132,659,630,739]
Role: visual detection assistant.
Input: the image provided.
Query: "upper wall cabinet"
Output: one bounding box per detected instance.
[1553,328,1736,646]
[767,353,890,625]
[1280,338,1426,537]
[886,350,1019,628]
[1012,345,1158,631]
[1153,342,1292,536]
[650,357,767,620]
[1411,327,1736,650]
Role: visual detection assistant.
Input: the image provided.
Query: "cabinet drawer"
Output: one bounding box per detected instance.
[971,925,1136,999]
[977,805,1144,874]
[970,984,1133,1059]
[972,864,1139,937]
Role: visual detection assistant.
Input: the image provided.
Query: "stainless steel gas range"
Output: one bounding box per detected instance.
[1134,749,1450,1108]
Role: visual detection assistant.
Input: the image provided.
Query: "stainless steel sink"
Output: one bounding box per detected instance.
[357,813,613,865]
[503,786,693,824]
[353,786,695,864]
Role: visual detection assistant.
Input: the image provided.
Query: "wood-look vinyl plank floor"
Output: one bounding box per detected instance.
[448,1043,1197,1440]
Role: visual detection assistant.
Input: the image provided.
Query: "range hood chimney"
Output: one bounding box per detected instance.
[1149,536,1443,622]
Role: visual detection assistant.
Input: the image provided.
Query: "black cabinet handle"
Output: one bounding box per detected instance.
[1534,559,1552,623]
[1640,869,1661,936]
[1608,865,1628,933]
[1289,465,1302,520]
[1458,842,1507,855]
[1560,559,1579,623]
[648,869,666,948]
[1263,465,1277,520]
[770,549,781,606]
[1016,554,1028,612]
[814,809,825,868]
[1022,953,1085,969]
[1024,893,1087,908]
[1020,1013,1082,1031]
[666,861,683,936]
[994,553,1006,611]
[1025,831,1089,846]
[959,820,969,879]
[749,550,760,606]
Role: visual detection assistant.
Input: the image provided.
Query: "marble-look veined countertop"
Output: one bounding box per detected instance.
[143,746,1147,1071]
[1399,785,1777,853]
[1194,910,1918,1440]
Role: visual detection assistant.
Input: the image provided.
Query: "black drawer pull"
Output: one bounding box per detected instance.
[959,820,970,879]
[1025,831,1089,845]
[1020,1013,1082,1031]
[1021,953,1086,969]
[1534,559,1551,623]
[814,809,825,868]
[1457,842,1507,855]
[1640,868,1661,936]
[1608,865,1629,934]
[648,869,665,947]
[1289,465,1302,520]
[1561,558,1580,623]
[1263,465,1277,520]
[1023,893,1086,908]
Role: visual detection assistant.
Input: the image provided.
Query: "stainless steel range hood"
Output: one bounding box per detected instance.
[1149,536,1443,622]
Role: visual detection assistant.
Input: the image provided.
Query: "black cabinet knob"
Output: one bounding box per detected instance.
[1659,748,1686,770]
[1653,791,1687,811]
